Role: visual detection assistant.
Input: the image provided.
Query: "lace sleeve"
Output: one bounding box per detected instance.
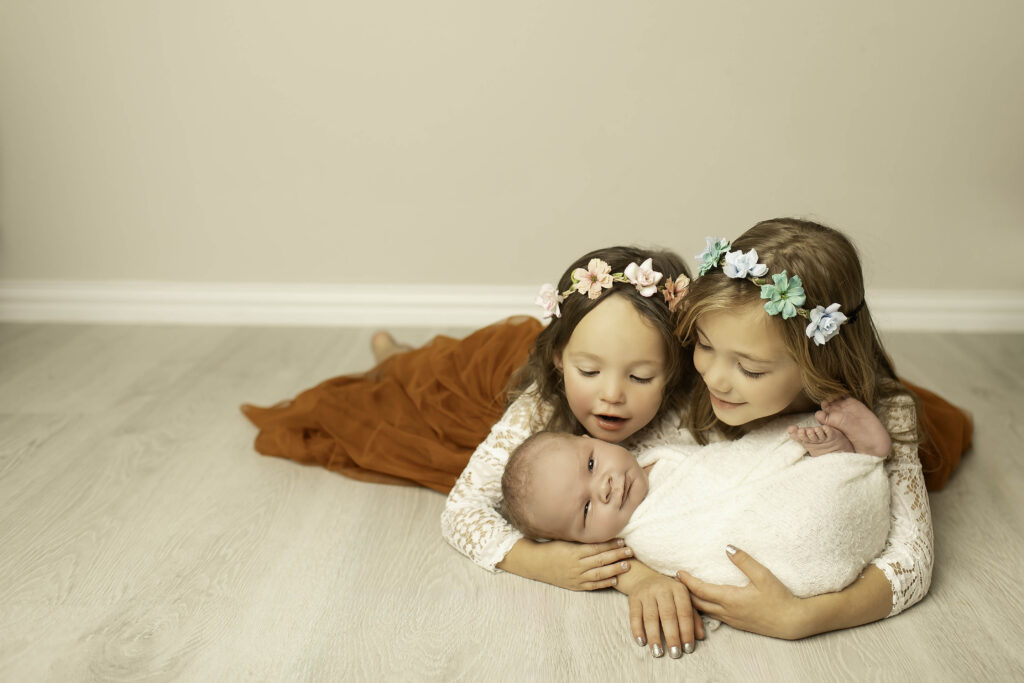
[871,392,935,617]
[440,391,550,572]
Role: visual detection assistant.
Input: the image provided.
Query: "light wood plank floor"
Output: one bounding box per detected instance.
[0,323,1021,682]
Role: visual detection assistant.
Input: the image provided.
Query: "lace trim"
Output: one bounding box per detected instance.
[871,392,934,616]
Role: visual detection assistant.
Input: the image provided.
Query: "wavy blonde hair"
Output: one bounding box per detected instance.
[676,218,922,444]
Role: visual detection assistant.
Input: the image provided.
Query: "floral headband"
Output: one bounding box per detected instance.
[535,257,690,319]
[695,237,861,346]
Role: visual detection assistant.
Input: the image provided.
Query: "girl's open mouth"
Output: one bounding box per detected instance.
[595,414,627,430]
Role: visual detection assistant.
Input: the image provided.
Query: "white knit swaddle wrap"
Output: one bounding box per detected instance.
[622,416,890,598]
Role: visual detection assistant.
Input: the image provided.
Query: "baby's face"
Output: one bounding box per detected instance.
[523,435,649,543]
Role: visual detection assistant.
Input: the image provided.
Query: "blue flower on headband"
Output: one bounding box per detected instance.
[805,303,848,345]
[760,271,806,319]
[696,237,731,276]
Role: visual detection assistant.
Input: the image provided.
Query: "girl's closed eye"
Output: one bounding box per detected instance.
[577,368,598,378]
[740,365,766,379]
[630,375,654,384]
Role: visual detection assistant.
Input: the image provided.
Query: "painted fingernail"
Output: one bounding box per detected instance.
[652,644,664,658]
[617,538,625,546]
[624,548,633,557]
[726,544,737,556]
[669,646,682,659]
[636,635,646,647]
[683,642,695,654]
[620,561,629,570]
[610,577,617,586]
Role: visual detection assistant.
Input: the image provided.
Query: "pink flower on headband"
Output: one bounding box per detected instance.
[572,258,614,299]
[662,275,690,311]
[624,258,663,297]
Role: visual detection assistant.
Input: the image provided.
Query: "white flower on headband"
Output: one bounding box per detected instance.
[535,283,564,319]
[805,303,848,346]
[723,248,768,279]
[572,258,614,300]
[624,258,663,297]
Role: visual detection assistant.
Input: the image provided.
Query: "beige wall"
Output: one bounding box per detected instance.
[1,1,1021,290]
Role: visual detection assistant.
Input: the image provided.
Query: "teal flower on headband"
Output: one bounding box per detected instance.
[696,237,731,276]
[760,271,806,319]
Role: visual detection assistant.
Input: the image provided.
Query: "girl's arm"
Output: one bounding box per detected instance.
[440,391,632,589]
[678,393,933,638]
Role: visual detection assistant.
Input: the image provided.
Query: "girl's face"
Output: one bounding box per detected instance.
[693,303,814,426]
[555,295,667,443]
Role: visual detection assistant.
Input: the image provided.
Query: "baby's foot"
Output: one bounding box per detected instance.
[814,397,892,458]
[788,424,855,457]
[370,331,412,364]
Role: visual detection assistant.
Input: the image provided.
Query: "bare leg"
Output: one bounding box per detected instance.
[370,331,414,364]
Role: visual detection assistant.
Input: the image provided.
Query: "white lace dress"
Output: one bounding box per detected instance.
[440,391,933,617]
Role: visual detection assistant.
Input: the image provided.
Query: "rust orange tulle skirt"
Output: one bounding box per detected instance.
[241,318,971,494]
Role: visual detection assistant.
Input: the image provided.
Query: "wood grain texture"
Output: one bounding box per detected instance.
[0,323,1021,682]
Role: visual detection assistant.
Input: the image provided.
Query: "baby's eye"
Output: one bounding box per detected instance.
[739,366,766,379]
[583,500,590,522]
[630,375,654,384]
[587,457,594,472]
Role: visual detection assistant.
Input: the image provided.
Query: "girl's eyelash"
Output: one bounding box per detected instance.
[631,376,653,384]
[740,366,766,379]
[577,369,598,377]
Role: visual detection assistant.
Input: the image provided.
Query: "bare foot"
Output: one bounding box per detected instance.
[815,397,891,458]
[788,424,855,456]
[370,331,413,364]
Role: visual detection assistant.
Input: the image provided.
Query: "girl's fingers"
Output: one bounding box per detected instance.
[643,598,665,657]
[693,609,706,641]
[677,569,731,604]
[579,539,625,558]
[583,560,631,582]
[724,546,771,585]
[581,577,619,591]
[629,596,647,647]
[584,546,634,570]
[688,593,723,616]
[670,591,694,656]
[657,597,683,658]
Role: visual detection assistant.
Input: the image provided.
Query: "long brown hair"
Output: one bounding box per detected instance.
[509,245,694,437]
[676,218,921,444]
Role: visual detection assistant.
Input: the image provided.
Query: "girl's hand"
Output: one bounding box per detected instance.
[676,545,808,640]
[500,538,635,591]
[617,563,705,657]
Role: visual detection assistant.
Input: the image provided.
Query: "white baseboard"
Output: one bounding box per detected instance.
[1,280,1022,332]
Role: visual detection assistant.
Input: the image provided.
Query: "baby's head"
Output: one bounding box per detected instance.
[501,431,649,543]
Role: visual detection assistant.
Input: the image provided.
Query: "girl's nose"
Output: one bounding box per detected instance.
[599,376,625,404]
[702,359,731,394]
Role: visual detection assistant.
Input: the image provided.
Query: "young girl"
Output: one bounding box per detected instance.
[635,217,945,643]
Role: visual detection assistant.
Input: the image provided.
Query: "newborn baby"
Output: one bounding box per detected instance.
[500,400,891,598]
